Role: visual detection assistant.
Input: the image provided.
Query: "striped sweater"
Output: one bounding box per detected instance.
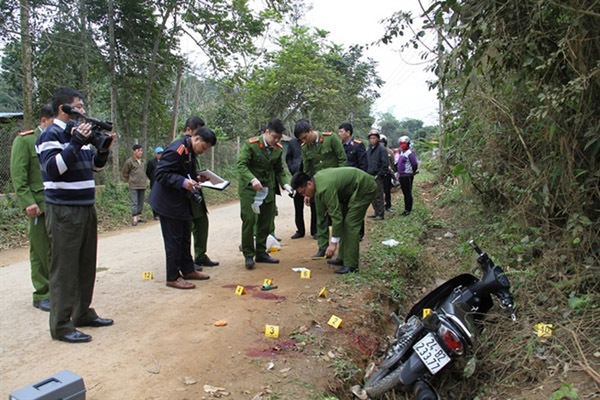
[35,119,109,205]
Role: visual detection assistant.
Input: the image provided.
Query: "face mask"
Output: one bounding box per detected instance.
[400,143,409,151]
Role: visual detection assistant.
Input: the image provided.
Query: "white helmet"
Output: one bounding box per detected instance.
[379,134,387,142]
[399,135,410,144]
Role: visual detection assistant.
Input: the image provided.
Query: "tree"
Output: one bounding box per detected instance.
[381,0,600,256]
[239,27,381,133]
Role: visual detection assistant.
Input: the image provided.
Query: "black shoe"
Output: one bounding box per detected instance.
[255,253,279,263]
[196,256,219,267]
[327,258,343,266]
[75,317,114,328]
[311,248,326,259]
[291,231,304,239]
[367,214,377,218]
[33,299,51,312]
[194,263,204,271]
[401,210,411,216]
[334,265,357,274]
[386,207,394,212]
[374,216,384,221]
[245,256,255,269]
[58,329,92,343]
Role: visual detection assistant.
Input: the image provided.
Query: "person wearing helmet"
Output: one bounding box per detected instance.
[146,146,164,220]
[397,136,418,216]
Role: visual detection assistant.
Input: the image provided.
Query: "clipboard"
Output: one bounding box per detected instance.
[197,169,230,191]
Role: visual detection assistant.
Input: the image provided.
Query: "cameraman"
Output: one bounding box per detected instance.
[148,127,217,289]
[35,87,115,343]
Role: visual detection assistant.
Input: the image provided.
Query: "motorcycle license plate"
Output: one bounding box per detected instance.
[413,333,451,375]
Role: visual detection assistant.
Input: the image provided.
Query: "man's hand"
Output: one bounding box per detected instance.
[325,242,338,258]
[251,178,264,191]
[304,196,311,207]
[183,179,197,191]
[106,133,116,150]
[25,204,40,218]
[71,122,92,146]
[196,173,210,183]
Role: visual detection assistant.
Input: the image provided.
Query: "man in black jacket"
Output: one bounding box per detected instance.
[148,128,216,289]
[366,129,388,220]
[285,137,316,239]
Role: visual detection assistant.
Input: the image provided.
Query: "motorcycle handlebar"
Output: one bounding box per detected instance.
[468,240,484,256]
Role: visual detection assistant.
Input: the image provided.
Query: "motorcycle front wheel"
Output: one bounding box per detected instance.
[363,366,405,398]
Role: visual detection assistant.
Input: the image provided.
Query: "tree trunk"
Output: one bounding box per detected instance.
[79,0,90,112]
[170,62,183,141]
[19,0,33,130]
[107,0,120,177]
[140,3,175,152]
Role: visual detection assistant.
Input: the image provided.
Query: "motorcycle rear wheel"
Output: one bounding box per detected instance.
[363,366,405,399]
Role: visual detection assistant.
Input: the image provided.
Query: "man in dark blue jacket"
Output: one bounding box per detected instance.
[148,127,216,289]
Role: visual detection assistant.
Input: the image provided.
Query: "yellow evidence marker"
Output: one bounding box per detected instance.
[328,315,343,329]
[422,308,433,319]
[300,269,311,279]
[142,271,154,280]
[318,287,328,298]
[235,285,247,296]
[534,323,553,338]
[263,278,273,286]
[265,324,280,338]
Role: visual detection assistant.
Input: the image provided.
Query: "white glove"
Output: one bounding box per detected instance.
[283,184,293,194]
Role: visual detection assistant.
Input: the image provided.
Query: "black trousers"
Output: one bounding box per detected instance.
[293,192,316,236]
[158,215,195,281]
[383,173,392,209]
[399,176,414,212]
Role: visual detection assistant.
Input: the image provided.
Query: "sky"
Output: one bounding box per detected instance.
[304,0,439,126]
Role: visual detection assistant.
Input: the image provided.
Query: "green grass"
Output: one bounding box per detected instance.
[344,188,431,303]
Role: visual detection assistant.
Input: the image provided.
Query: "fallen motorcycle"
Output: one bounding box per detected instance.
[363,240,517,399]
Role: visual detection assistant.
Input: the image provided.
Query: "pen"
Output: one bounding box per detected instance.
[34,216,38,226]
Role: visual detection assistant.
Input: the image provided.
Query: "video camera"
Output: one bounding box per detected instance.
[62,104,114,151]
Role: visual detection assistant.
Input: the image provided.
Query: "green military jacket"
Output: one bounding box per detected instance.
[236,136,289,203]
[313,167,377,238]
[10,127,46,212]
[190,157,208,218]
[301,131,347,176]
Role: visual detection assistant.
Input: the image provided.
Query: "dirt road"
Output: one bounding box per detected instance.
[0,196,367,399]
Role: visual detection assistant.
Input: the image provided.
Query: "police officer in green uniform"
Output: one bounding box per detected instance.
[293,119,346,258]
[291,167,377,274]
[10,104,54,311]
[237,118,292,269]
[180,117,219,269]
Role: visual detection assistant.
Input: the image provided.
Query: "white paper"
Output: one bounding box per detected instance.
[381,239,400,247]
[197,169,230,191]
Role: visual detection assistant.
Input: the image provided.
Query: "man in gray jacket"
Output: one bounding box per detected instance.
[366,129,388,220]
[122,144,148,226]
